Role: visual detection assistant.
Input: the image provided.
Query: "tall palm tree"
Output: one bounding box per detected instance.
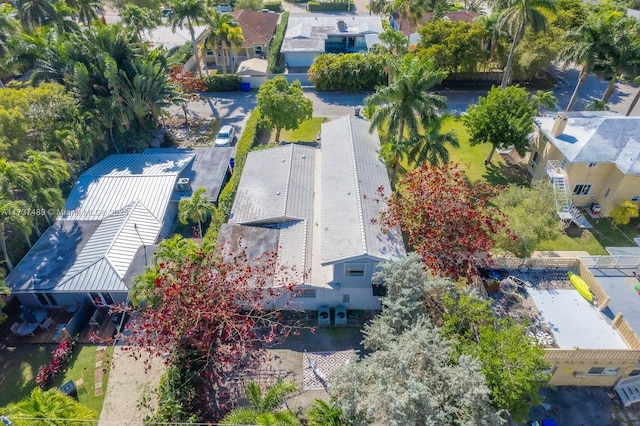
[205,11,243,75]
[14,0,57,32]
[559,17,608,111]
[365,56,447,146]
[368,0,390,16]
[626,76,640,116]
[306,398,346,426]
[496,0,557,88]
[178,187,214,239]
[380,136,411,183]
[67,0,99,28]
[0,195,32,271]
[407,118,459,167]
[121,4,161,39]
[392,0,428,30]
[168,0,211,78]
[594,17,640,103]
[5,388,97,425]
[220,380,300,426]
[529,89,557,115]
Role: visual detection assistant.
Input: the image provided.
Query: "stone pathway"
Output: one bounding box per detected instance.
[94,346,106,397]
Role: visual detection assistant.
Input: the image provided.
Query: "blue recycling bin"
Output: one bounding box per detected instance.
[240,82,251,92]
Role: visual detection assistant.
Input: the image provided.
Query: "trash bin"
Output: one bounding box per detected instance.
[240,82,251,92]
[60,380,77,398]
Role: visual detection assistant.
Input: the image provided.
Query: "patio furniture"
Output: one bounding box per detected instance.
[39,317,54,331]
[15,309,49,336]
[334,305,347,326]
[10,322,21,336]
[318,306,331,327]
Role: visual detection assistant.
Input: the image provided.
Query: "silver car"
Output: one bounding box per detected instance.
[214,125,237,146]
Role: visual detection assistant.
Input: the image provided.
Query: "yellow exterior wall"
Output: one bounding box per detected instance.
[530,129,640,216]
[545,347,640,386]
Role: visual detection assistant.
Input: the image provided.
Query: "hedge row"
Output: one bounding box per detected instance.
[267,11,289,74]
[307,1,353,11]
[203,108,261,244]
[309,53,386,91]
[263,1,283,11]
[202,74,241,92]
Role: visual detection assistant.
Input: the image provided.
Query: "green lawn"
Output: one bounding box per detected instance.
[0,344,113,416]
[276,117,326,143]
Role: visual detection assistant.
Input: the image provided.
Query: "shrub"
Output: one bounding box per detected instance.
[35,337,76,389]
[309,53,386,91]
[263,1,283,10]
[202,74,241,92]
[168,42,194,66]
[267,12,289,73]
[611,200,640,226]
[307,0,353,11]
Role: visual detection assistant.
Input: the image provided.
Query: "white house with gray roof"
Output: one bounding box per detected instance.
[529,112,640,219]
[218,116,405,310]
[282,15,383,68]
[6,148,233,310]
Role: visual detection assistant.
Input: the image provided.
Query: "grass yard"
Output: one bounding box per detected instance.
[262,117,326,145]
[0,344,113,416]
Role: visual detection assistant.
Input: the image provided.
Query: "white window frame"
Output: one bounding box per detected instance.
[254,45,263,55]
[345,263,366,277]
[528,151,540,168]
[572,184,592,196]
[588,366,620,376]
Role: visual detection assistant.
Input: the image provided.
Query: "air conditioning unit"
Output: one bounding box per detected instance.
[175,178,191,192]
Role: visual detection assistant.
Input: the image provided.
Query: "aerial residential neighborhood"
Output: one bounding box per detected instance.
[1,0,640,424]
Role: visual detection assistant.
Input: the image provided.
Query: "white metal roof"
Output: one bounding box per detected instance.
[536,113,640,174]
[143,25,208,50]
[320,116,405,264]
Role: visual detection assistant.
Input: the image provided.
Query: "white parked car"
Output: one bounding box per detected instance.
[214,125,237,146]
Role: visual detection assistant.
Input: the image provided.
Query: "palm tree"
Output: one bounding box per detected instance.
[5,388,97,425]
[0,195,32,271]
[368,0,390,15]
[67,0,99,28]
[220,380,300,426]
[626,76,640,116]
[205,11,243,74]
[595,17,640,103]
[122,4,161,39]
[178,187,214,239]
[407,118,459,167]
[306,398,346,426]
[392,0,428,31]
[14,0,57,32]
[154,234,196,262]
[529,89,557,115]
[559,17,608,111]
[496,0,557,88]
[365,56,447,147]
[168,0,211,78]
[380,137,411,183]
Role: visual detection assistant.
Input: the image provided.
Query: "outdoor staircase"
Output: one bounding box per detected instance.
[545,160,592,229]
[615,375,640,407]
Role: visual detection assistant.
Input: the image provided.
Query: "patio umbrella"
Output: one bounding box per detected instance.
[20,305,37,323]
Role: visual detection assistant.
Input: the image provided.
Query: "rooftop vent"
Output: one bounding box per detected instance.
[337,20,347,32]
[175,177,191,192]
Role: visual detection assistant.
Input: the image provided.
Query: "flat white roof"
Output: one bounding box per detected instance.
[530,289,628,349]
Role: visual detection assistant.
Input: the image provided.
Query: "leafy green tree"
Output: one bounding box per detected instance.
[257,77,313,142]
[5,388,97,425]
[529,90,557,115]
[365,56,447,146]
[220,380,300,425]
[611,200,640,226]
[511,26,562,82]
[463,85,536,164]
[417,20,491,73]
[368,0,390,15]
[406,118,459,167]
[308,53,386,92]
[495,0,557,87]
[493,183,562,257]
[331,317,503,425]
[168,0,211,78]
[235,0,264,10]
[178,187,214,239]
[306,399,346,426]
[22,150,69,227]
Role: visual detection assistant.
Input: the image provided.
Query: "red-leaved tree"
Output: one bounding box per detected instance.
[376,163,511,281]
[169,66,206,126]
[120,245,299,418]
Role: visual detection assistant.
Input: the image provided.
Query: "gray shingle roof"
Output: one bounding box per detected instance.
[320,116,404,264]
[536,112,640,174]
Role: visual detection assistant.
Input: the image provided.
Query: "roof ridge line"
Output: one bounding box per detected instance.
[347,116,368,254]
[281,144,295,219]
[104,201,140,255]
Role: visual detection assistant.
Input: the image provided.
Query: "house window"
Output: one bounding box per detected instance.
[560,157,567,170]
[588,367,620,376]
[604,188,611,198]
[36,293,58,306]
[629,370,640,376]
[90,292,114,306]
[632,195,640,202]
[342,294,350,304]
[372,283,387,297]
[540,366,556,376]
[293,289,316,298]
[588,162,598,168]
[345,263,366,277]
[254,45,263,55]
[572,184,592,196]
[206,49,214,56]
[529,151,540,168]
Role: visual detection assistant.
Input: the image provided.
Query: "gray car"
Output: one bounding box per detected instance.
[214,125,237,146]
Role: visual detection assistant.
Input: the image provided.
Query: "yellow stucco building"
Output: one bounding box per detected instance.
[529,112,640,218]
